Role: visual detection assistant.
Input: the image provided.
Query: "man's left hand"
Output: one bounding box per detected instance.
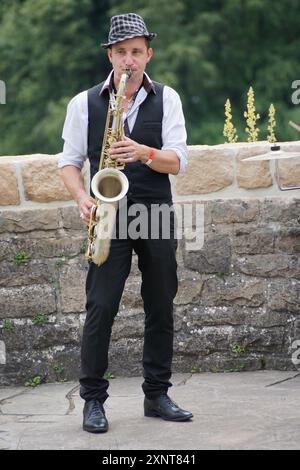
[109,136,148,164]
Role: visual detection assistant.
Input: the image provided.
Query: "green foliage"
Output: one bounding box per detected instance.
[32,313,48,325]
[53,364,65,381]
[25,375,42,387]
[14,250,28,265]
[1,0,300,152]
[0,0,111,154]
[231,344,246,356]
[3,319,14,331]
[191,366,201,374]
[104,371,115,379]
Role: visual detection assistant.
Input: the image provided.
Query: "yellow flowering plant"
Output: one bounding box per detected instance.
[244,86,260,142]
[223,99,238,143]
[267,103,276,143]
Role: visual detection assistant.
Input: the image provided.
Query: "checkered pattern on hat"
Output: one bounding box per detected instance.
[101,13,156,48]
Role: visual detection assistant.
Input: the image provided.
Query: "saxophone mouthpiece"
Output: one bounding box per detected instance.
[125,68,132,78]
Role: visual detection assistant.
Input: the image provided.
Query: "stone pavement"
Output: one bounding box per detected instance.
[0,371,299,450]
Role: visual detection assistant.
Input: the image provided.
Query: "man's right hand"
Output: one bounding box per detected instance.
[77,193,96,225]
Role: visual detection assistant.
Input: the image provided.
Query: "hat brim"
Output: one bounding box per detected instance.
[101,33,157,49]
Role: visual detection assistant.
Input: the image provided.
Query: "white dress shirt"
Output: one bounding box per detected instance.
[59,71,188,174]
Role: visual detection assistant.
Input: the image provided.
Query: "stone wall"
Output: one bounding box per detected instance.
[0,142,300,385]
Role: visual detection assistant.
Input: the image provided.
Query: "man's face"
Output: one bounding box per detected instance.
[107,37,153,86]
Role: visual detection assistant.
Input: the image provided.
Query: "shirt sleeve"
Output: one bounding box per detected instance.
[161,86,188,174]
[58,90,88,170]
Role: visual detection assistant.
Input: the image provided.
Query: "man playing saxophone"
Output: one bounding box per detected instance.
[59,13,192,433]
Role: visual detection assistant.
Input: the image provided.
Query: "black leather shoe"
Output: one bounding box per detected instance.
[144,394,193,422]
[83,399,108,433]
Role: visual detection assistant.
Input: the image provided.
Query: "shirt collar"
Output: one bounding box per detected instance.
[99,70,156,96]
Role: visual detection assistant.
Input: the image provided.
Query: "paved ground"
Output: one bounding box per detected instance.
[0,371,299,450]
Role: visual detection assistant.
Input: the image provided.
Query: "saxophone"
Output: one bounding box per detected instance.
[85,69,131,266]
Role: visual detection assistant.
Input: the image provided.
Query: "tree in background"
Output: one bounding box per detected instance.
[0,0,111,154]
[0,0,300,155]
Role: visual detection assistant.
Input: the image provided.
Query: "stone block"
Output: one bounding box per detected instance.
[182,305,287,328]
[260,198,300,224]
[234,253,300,279]
[210,199,259,224]
[275,228,300,254]
[232,226,274,254]
[59,259,87,313]
[201,275,266,307]
[0,284,56,318]
[59,206,87,230]
[109,337,143,377]
[21,156,72,202]
[277,157,300,189]
[112,309,144,340]
[0,260,55,287]
[29,236,86,259]
[267,279,300,314]
[0,163,20,205]
[0,345,80,386]
[174,278,203,305]
[0,239,17,262]
[121,278,143,309]
[229,326,285,352]
[0,235,86,265]
[183,233,231,273]
[237,146,273,188]
[0,208,59,233]
[176,146,234,195]
[0,316,80,352]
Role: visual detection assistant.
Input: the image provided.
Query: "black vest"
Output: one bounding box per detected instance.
[87,81,172,205]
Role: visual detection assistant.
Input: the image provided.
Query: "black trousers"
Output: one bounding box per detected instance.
[79,202,178,403]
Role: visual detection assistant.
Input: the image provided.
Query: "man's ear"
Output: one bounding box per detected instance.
[107,48,112,63]
[147,47,153,63]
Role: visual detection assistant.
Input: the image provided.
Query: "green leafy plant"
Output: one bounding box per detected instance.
[32,313,48,326]
[104,372,115,379]
[191,366,201,374]
[231,343,246,356]
[3,319,14,331]
[53,365,66,381]
[14,250,28,265]
[25,376,42,387]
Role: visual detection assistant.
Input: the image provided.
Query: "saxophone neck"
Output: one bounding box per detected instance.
[116,69,131,97]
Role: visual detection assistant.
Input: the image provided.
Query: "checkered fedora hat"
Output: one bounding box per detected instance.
[101,13,157,48]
